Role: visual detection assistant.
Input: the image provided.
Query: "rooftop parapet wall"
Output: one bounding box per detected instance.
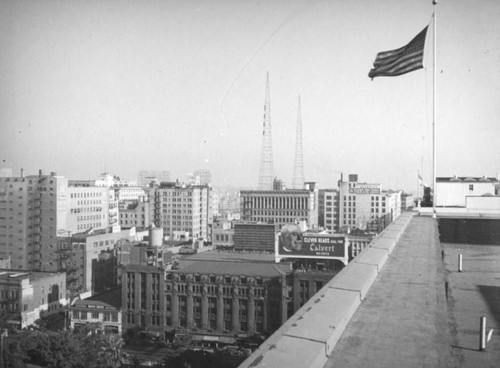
[238,212,415,368]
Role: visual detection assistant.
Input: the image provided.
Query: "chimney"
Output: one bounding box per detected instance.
[20,168,24,178]
[39,169,42,177]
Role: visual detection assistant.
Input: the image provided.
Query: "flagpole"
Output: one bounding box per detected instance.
[417,170,420,203]
[417,170,421,207]
[432,0,437,217]
[417,171,420,200]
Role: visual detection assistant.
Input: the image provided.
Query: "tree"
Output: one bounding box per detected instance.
[2,328,129,368]
[3,338,28,368]
[10,330,85,368]
[0,310,10,331]
[47,330,85,368]
[98,334,126,368]
[22,331,52,366]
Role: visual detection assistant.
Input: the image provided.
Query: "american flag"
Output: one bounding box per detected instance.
[369,26,428,79]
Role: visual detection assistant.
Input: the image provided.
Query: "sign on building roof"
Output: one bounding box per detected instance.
[275,224,348,264]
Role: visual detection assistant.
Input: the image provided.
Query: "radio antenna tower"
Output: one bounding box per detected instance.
[292,95,305,189]
[257,72,274,190]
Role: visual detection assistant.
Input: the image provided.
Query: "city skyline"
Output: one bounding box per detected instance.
[1,0,499,192]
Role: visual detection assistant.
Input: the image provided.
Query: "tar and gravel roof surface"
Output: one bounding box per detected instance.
[173,251,292,277]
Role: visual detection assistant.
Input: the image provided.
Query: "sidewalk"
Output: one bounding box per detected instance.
[326,216,500,367]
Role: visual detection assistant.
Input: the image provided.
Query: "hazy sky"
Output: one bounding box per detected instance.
[1,0,499,192]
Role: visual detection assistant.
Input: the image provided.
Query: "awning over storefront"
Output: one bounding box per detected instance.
[191,335,236,344]
[139,330,162,338]
[219,336,236,344]
[203,335,220,342]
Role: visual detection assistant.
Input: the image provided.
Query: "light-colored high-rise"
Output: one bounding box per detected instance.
[318,189,340,233]
[152,182,211,241]
[138,170,170,187]
[189,169,212,186]
[338,174,401,232]
[0,170,115,271]
[0,171,68,270]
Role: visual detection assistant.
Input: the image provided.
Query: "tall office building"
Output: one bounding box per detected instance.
[338,174,401,232]
[66,182,114,234]
[318,189,340,233]
[189,170,212,186]
[240,183,319,230]
[152,182,211,241]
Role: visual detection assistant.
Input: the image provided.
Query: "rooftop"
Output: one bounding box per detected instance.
[437,176,499,183]
[326,215,500,367]
[74,287,121,310]
[0,269,63,282]
[239,212,500,367]
[173,251,292,277]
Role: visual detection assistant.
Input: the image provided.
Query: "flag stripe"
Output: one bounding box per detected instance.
[374,50,425,72]
[369,26,428,79]
[373,47,408,66]
[372,53,425,76]
[374,49,416,67]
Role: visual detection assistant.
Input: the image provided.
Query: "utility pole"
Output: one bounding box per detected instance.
[0,329,8,368]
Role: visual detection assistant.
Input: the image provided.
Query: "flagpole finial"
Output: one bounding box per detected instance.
[432,0,437,5]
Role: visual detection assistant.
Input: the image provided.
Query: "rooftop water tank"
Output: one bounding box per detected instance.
[149,226,163,247]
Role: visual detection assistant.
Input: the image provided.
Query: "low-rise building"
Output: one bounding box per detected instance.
[233,223,276,252]
[0,269,67,329]
[70,287,122,334]
[346,229,377,260]
[401,193,415,211]
[436,176,499,207]
[212,219,235,249]
[56,227,147,296]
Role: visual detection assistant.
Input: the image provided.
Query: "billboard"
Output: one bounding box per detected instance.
[349,183,381,194]
[276,224,347,262]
